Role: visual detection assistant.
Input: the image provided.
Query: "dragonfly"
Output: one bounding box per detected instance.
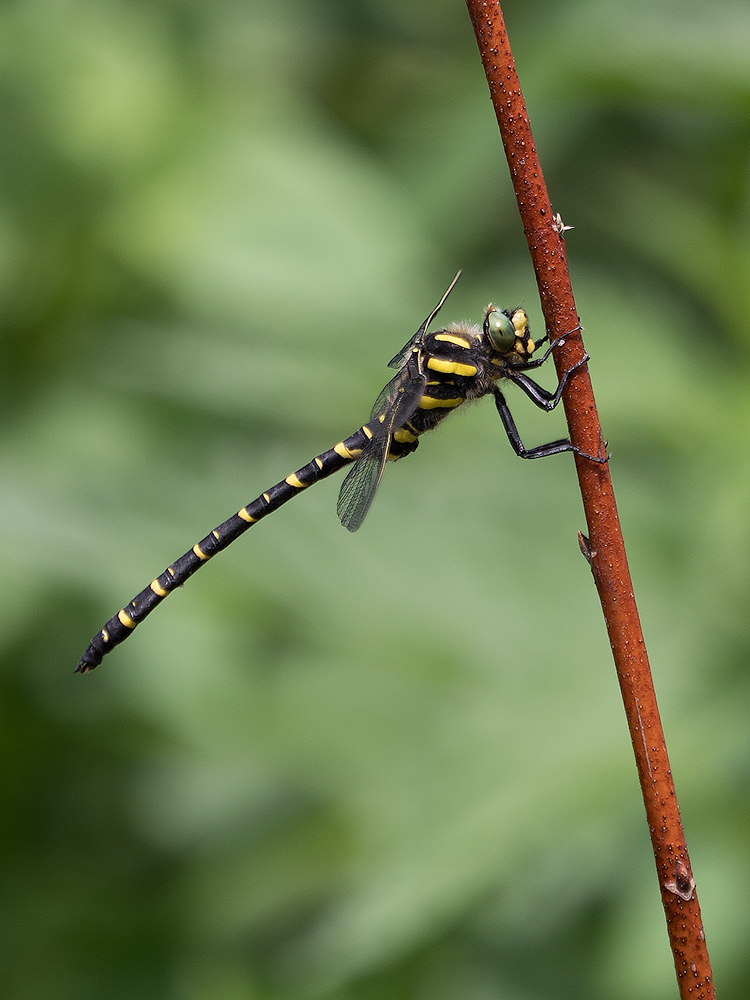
[76,271,605,673]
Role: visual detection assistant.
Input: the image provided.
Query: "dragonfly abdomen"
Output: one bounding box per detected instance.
[76,424,382,672]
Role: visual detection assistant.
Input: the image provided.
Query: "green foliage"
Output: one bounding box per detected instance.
[1,1,749,996]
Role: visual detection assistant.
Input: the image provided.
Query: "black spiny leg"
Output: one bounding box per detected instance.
[506,352,590,413]
[505,329,579,375]
[491,385,579,459]
[492,354,608,462]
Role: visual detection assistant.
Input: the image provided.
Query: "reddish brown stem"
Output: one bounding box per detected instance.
[466,2,714,995]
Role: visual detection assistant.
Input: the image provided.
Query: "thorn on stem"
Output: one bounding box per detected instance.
[578,531,595,563]
[664,860,696,901]
[552,212,573,235]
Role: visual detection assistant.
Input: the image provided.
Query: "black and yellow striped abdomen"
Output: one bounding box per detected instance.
[76,424,419,672]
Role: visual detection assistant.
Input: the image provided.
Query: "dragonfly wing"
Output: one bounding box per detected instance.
[387,270,462,368]
[336,436,390,532]
[369,360,427,434]
[338,357,427,532]
[341,273,461,532]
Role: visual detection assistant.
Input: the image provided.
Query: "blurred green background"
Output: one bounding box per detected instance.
[1,0,748,996]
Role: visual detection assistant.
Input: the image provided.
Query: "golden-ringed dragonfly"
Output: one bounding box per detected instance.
[76,271,605,673]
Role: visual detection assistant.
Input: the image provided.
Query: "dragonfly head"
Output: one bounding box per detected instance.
[483,306,535,362]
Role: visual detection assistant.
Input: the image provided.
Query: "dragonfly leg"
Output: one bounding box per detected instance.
[505,353,590,412]
[507,326,581,373]
[491,384,608,462]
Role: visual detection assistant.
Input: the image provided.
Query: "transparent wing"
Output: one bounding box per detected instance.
[336,436,389,532]
[368,359,427,436]
[337,358,427,532]
[339,271,461,532]
[386,270,462,369]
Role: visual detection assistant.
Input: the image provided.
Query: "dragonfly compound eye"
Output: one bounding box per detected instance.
[484,310,516,353]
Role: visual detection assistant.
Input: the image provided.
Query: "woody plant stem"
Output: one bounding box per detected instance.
[466,2,713,995]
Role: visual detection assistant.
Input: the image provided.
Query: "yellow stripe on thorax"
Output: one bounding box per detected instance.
[418,395,462,410]
[434,332,471,349]
[393,428,418,444]
[427,357,477,377]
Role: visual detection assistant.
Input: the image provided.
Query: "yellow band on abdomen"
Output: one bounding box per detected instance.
[285,473,308,489]
[118,609,136,629]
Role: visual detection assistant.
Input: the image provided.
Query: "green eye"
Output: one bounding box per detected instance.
[484,310,516,352]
